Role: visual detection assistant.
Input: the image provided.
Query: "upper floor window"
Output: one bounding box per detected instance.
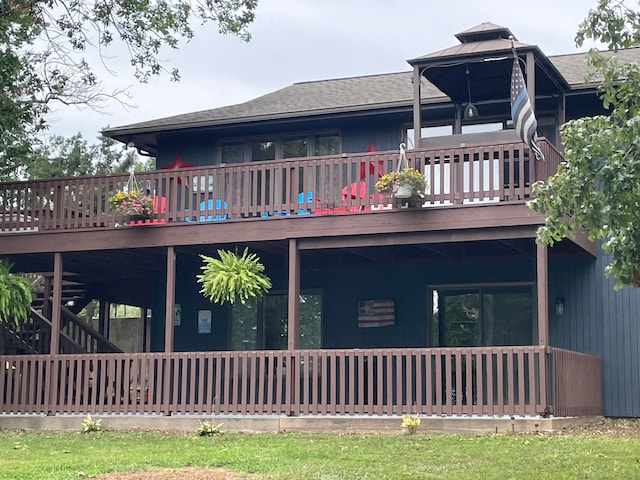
[219,131,340,163]
[220,142,244,164]
[282,136,308,159]
[313,133,340,156]
[251,140,275,162]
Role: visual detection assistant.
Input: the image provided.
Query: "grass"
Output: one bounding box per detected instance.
[2,428,640,479]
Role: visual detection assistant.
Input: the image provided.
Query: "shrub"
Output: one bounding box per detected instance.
[81,415,102,433]
[196,420,225,437]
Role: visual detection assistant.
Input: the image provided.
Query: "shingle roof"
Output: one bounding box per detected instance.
[104,47,640,136]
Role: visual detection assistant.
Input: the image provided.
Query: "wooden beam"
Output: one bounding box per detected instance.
[299,225,539,250]
[164,246,176,353]
[526,51,536,115]
[50,252,62,354]
[536,243,549,347]
[413,66,422,149]
[287,238,300,350]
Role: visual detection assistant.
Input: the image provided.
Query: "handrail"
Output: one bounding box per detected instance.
[59,304,123,353]
[0,137,561,232]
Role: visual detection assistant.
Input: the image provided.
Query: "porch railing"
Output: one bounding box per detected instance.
[0,138,561,232]
[0,346,600,417]
[549,347,602,417]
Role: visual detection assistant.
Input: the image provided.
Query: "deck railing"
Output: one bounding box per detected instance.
[0,345,600,417]
[0,139,561,232]
[549,347,603,417]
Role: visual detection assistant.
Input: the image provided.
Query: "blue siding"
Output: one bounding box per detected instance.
[549,248,640,417]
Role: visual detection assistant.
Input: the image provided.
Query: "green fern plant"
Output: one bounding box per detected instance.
[197,248,272,305]
[196,420,225,436]
[81,415,102,433]
[0,259,32,326]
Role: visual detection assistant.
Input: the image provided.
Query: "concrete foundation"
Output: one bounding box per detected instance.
[0,414,598,435]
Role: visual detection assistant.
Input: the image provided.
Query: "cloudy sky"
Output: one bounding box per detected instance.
[44,0,603,142]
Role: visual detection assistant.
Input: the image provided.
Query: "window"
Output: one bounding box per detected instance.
[220,142,244,164]
[283,136,308,158]
[431,284,534,347]
[313,134,340,156]
[220,132,340,163]
[230,293,322,350]
[251,140,276,162]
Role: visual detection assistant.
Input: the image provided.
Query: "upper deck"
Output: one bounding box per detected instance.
[0,137,562,244]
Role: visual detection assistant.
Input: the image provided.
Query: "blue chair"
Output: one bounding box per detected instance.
[296,191,315,215]
[185,198,228,222]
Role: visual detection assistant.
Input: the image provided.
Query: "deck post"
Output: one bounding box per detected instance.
[287,238,300,350]
[98,300,108,338]
[412,66,422,149]
[164,246,176,353]
[49,252,62,354]
[536,243,548,346]
[526,51,536,115]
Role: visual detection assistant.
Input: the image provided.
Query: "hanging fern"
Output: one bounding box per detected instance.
[196,248,272,305]
[0,259,32,326]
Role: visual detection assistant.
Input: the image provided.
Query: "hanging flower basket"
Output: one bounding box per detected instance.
[375,168,427,200]
[108,190,154,219]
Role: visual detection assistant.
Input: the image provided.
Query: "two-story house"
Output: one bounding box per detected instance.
[1,22,638,429]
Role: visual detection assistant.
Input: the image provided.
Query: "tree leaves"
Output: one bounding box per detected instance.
[0,259,32,326]
[196,248,271,305]
[0,1,257,168]
[530,2,640,288]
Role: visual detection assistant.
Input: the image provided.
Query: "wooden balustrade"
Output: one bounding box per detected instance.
[0,345,600,417]
[549,347,603,417]
[0,139,560,232]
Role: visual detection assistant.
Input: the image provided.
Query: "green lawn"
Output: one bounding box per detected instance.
[2,428,640,479]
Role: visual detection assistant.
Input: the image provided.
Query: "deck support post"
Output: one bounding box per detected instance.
[526,51,536,115]
[98,300,109,338]
[287,238,300,350]
[536,243,548,346]
[164,246,176,353]
[50,252,63,354]
[412,66,422,149]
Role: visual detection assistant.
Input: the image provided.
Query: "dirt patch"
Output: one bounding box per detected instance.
[90,467,252,480]
[557,417,640,437]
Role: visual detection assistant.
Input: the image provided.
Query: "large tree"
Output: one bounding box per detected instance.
[0,0,257,174]
[22,132,151,180]
[528,0,640,289]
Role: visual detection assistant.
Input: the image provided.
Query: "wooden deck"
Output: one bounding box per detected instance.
[0,138,563,234]
[0,347,601,418]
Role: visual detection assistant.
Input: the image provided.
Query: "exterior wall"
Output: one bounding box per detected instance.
[154,116,409,168]
[549,248,640,417]
[149,252,536,352]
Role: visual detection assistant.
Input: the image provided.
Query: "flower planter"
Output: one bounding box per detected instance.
[394,184,413,199]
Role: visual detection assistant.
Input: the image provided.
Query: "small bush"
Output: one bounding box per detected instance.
[196,420,225,437]
[401,414,420,434]
[81,415,102,433]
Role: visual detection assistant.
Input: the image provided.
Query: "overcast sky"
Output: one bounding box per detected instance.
[43,0,603,143]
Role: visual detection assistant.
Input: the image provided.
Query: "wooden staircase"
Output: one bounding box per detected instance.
[1,274,122,354]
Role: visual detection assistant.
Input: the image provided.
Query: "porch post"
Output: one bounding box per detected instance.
[412,66,422,149]
[141,307,148,352]
[287,238,300,350]
[49,252,63,354]
[43,275,52,321]
[164,246,176,353]
[536,242,549,346]
[98,300,108,338]
[526,51,536,115]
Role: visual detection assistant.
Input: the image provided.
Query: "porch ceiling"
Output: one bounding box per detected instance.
[8,236,587,309]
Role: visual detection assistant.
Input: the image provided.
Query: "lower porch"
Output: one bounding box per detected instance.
[0,347,601,418]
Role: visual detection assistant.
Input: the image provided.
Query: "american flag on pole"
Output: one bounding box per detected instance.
[358,299,395,328]
[510,57,544,161]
